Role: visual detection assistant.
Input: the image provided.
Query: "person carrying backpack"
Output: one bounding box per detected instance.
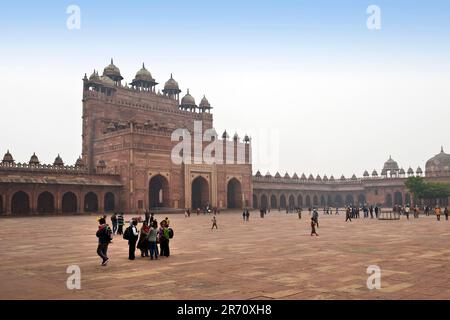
[159,220,170,257]
[96,217,112,266]
[124,219,139,260]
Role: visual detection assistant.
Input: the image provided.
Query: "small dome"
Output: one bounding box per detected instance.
[199,95,212,110]
[340,175,346,181]
[275,172,282,179]
[265,172,272,178]
[372,169,378,177]
[416,166,423,174]
[255,170,262,177]
[383,156,399,171]
[134,63,155,82]
[407,167,414,175]
[363,170,369,177]
[180,89,197,107]
[100,75,116,87]
[284,172,290,179]
[308,174,315,181]
[29,152,40,165]
[75,157,85,168]
[425,147,450,177]
[399,168,406,175]
[243,134,251,143]
[89,70,100,81]
[53,154,64,166]
[103,59,123,81]
[351,174,357,180]
[292,173,299,179]
[323,175,329,181]
[163,73,181,92]
[316,174,322,181]
[329,175,335,181]
[2,150,14,163]
[233,133,239,141]
[301,173,307,180]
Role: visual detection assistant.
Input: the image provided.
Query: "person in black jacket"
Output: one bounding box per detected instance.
[96,218,112,266]
[128,219,139,260]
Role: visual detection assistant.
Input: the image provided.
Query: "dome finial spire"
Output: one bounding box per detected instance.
[441,146,444,153]
[111,58,113,64]
[170,73,173,79]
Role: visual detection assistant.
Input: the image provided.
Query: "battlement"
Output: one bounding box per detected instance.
[0,161,118,176]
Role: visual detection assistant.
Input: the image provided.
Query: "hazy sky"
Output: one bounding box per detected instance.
[1,0,449,177]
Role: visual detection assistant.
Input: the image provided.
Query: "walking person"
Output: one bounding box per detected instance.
[345,206,352,222]
[96,217,112,266]
[147,221,159,260]
[311,217,319,236]
[312,208,319,228]
[137,221,150,257]
[435,206,441,221]
[444,207,449,221]
[242,210,246,221]
[245,209,250,222]
[405,205,410,220]
[298,208,302,219]
[211,216,218,229]
[111,212,118,234]
[117,213,125,235]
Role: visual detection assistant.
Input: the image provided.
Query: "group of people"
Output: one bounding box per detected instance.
[95,212,174,266]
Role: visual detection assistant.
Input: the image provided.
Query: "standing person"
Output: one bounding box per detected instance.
[144,211,150,225]
[375,206,379,219]
[137,222,150,257]
[242,210,246,221]
[117,213,125,235]
[149,212,155,225]
[298,208,302,219]
[147,221,159,260]
[111,212,118,234]
[369,206,374,219]
[125,219,139,260]
[312,208,319,228]
[311,218,319,236]
[96,217,112,266]
[405,205,410,220]
[335,207,339,215]
[245,209,250,221]
[435,206,441,221]
[211,216,218,229]
[159,221,170,257]
[444,207,449,221]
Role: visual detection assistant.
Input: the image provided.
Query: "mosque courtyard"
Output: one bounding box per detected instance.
[0,210,449,300]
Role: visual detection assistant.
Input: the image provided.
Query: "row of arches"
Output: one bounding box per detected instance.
[385,192,412,207]
[2,191,116,215]
[148,174,243,210]
[253,193,367,209]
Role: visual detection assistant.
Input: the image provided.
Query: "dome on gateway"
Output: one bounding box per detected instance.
[425,147,450,177]
[180,89,196,106]
[2,150,14,163]
[163,73,180,92]
[53,154,64,166]
[134,63,155,82]
[103,59,123,80]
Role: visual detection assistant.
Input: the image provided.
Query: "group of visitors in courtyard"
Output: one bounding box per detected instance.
[95,212,174,266]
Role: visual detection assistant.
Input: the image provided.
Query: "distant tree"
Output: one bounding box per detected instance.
[405,176,450,204]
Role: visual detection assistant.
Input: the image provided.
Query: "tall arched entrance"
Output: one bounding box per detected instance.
[11,191,30,214]
[253,194,258,209]
[62,192,77,213]
[288,195,295,209]
[149,175,170,208]
[227,178,242,209]
[37,191,55,213]
[394,192,403,206]
[270,195,277,209]
[335,195,343,207]
[192,176,209,209]
[346,195,355,206]
[84,192,98,212]
[280,194,287,209]
[385,194,393,207]
[104,192,115,212]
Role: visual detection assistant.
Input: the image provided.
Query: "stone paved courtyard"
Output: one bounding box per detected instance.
[0,210,449,300]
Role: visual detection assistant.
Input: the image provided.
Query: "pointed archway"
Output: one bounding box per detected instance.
[227,178,242,209]
[37,191,55,213]
[104,192,115,212]
[62,192,77,213]
[11,191,30,215]
[192,176,210,209]
[149,175,170,209]
[84,192,98,212]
